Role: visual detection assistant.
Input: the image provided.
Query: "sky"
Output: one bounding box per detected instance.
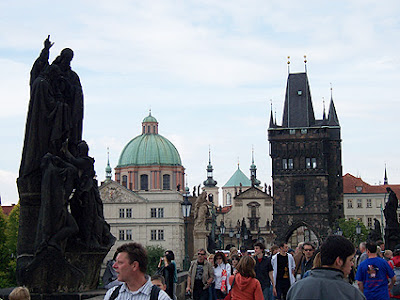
[1,0,400,206]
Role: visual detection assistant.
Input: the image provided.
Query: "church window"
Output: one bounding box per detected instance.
[151,208,157,218]
[301,128,307,134]
[367,217,372,228]
[116,172,121,183]
[119,208,125,218]
[126,208,132,218]
[251,206,257,218]
[147,125,150,133]
[366,199,372,208]
[282,159,288,169]
[122,175,127,188]
[290,129,296,135]
[140,174,149,190]
[151,230,157,240]
[227,193,232,205]
[158,208,164,218]
[158,230,164,240]
[312,158,317,169]
[288,159,294,169]
[163,174,171,190]
[119,230,125,240]
[306,158,311,169]
[126,229,132,240]
[142,125,145,134]
[294,182,305,208]
[347,199,353,209]
[357,199,362,208]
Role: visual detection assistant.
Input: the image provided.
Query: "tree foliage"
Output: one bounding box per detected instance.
[146,245,166,276]
[337,218,369,246]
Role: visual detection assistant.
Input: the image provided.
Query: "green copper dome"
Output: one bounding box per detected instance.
[223,166,251,187]
[143,114,158,123]
[117,133,182,167]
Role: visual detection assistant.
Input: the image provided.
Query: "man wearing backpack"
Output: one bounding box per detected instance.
[388,244,400,299]
[104,242,171,300]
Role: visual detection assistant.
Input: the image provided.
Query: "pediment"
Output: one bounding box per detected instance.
[235,186,270,200]
[99,180,147,203]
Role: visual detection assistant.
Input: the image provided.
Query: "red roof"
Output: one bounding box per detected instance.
[1,204,16,216]
[343,173,400,195]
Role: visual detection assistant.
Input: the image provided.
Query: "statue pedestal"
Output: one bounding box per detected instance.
[385,227,400,251]
[193,229,208,257]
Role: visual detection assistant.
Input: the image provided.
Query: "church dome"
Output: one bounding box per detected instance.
[117,113,182,167]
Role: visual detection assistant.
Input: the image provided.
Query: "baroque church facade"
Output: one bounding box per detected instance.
[100,112,186,267]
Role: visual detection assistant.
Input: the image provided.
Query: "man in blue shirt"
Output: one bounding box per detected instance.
[356,241,396,300]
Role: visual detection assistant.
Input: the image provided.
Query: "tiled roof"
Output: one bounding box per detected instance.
[343,173,400,195]
[223,167,251,188]
[1,204,16,216]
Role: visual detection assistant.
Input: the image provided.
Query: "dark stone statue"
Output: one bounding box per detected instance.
[384,187,400,250]
[367,218,382,242]
[16,36,115,294]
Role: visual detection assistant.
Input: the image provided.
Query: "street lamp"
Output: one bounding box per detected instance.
[220,221,226,250]
[229,229,234,247]
[236,230,241,249]
[356,222,362,245]
[181,189,192,271]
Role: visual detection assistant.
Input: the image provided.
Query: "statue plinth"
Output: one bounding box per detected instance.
[193,229,208,258]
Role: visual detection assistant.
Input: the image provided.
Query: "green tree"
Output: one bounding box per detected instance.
[0,207,13,288]
[146,245,166,276]
[337,218,369,246]
[5,204,19,258]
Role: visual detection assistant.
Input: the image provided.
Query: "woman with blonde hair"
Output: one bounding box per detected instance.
[228,256,263,300]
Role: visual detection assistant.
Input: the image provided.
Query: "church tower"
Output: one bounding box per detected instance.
[268,62,343,244]
[202,148,219,204]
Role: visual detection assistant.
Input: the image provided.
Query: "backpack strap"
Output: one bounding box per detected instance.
[109,285,122,300]
[150,284,161,300]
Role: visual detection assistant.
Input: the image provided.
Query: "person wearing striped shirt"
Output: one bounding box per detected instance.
[104,242,171,300]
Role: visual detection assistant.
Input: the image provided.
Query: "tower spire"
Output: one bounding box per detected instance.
[250,146,260,187]
[328,83,340,126]
[287,56,291,74]
[384,164,388,185]
[322,97,326,121]
[105,147,112,182]
[269,100,275,128]
[304,55,307,73]
[203,147,217,187]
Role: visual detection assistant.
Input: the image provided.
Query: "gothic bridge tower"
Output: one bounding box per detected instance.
[268,63,343,244]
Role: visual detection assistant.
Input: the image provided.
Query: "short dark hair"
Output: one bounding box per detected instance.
[279,242,287,248]
[303,242,315,250]
[151,274,166,285]
[320,235,355,266]
[376,240,384,246]
[366,242,378,253]
[254,242,265,250]
[240,245,248,253]
[116,242,148,273]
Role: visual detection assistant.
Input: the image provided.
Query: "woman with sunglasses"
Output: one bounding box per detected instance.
[213,251,231,300]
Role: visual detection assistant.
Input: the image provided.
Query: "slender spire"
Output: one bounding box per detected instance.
[287,56,291,74]
[105,147,112,182]
[250,146,260,187]
[304,55,307,73]
[384,164,388,185]
[203,146,217,187]
[322,97,326,121]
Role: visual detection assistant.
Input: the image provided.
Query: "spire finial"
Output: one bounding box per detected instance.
[105,147,112,181]
[252,145,255,164]
[322,97,326,120]
[149,108,152,116]
[330,83,333,99]
[208,145,211,164]
[304,55,307,73]
[238,157,240,169]
[384,163,388,185]
[287,56,291,73]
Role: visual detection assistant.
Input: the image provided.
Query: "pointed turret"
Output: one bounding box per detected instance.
[384,165,388,185]
[203,148,217,187]
[282,72,315,128]
[250,147,261,187]
[269,102,275,128]
[105,148,112,182]
[327,97,339,126]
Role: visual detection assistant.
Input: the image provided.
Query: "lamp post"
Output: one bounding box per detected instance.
[236,230,241,249]
[356,222,362,245]
[243,227,248,248]
[181,190,192,271]
[229,229,234,247]
[220,220,226,250]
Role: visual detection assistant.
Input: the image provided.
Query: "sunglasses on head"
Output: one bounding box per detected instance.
[198,253,206,256]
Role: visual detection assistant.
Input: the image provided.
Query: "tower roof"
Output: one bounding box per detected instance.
[327,97,340,126]
[142,111,158,123]
[223,166,251,188]
[282,72,315,128]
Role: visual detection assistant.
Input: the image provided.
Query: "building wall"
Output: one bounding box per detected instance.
[100,181,185,269]
[344,193,386,228]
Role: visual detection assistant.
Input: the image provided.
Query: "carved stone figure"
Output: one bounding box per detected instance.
[194,192,210,230]
[367,218,382,242]
[384,187,399,228]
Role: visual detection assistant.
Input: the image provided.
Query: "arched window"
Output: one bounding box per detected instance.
[122,175,127,188]
[163,174,171,190]
[140,174,149,190]
[226,192,232,205]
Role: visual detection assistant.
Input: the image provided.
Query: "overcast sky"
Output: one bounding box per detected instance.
[1,0,400,206]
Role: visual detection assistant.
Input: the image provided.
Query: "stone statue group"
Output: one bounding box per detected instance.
[17,36,114,292]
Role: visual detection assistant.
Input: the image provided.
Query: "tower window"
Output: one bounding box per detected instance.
[227,193,232,206]
[294,182,306,208]
[306,158,311,169]
[282,159,288,169]
[140,174,149,190]
[122,175,128,188]
[163,174,171,190]
[297,90,302,95]
[288,159,294,169]
[312,158,317,169]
